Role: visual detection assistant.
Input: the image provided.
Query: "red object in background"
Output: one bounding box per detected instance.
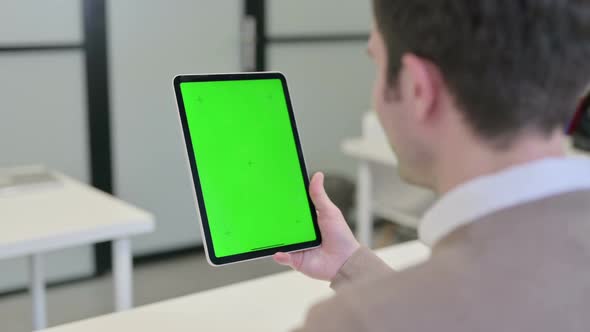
[567,93,590,135]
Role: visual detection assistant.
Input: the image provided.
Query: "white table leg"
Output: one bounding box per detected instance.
[112,238,133,311]
[356,161,373,247]
[29,254,47,331]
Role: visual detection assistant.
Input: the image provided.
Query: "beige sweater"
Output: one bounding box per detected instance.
[293,190,590,331]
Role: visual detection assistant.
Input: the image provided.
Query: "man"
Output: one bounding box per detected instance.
[273,0,590,331]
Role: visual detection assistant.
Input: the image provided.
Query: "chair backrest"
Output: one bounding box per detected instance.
[571,93,590,151]
[362,111,390,147]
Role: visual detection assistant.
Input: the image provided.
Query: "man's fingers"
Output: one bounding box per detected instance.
[273,252,304,271]
[273,252,292,266]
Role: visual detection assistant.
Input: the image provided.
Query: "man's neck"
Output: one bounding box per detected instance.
[435,130,567,194]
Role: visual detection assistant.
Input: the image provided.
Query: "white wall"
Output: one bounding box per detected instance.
[107,0,242,254]
[267,1,374,178]
[268,0,372,36]
[268,43,375,178]
[107,0,375,256]
[0,0,82,44]
[0,1,377,290]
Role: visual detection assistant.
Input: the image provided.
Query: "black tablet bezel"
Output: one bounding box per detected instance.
[173,72,321,265]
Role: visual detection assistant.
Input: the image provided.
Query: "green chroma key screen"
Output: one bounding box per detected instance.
[178,76,318,261]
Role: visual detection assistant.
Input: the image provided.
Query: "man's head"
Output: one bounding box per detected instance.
[368,0,590,190]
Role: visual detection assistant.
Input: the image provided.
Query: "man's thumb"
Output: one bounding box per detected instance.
[309,172,337,214]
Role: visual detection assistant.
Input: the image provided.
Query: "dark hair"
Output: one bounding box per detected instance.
[373,0,590,145]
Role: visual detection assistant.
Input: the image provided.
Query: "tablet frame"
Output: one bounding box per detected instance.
[173,72,321,266]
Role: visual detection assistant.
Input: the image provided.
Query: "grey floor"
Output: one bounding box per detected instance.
[0,223,406,332]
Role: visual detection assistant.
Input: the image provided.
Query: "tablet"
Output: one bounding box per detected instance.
[173,72,321,266]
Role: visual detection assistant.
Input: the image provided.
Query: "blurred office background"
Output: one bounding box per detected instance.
[0,1,420,330]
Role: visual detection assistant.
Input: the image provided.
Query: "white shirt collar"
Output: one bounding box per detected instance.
[419,157,590,247]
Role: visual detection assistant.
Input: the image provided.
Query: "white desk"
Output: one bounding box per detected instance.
[0,169,155,330]
[342,136,590,247]
[41,241,430,332]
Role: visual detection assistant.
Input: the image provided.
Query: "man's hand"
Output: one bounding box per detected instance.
[273,172,360,281]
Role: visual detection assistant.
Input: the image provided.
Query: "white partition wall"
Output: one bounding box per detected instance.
[267,0,372,36]
[268,43,374,177]
[0,0,82,44]
[0,0,376,294]
[108,0,242,255]
[266,1,374,178]
[0,0,94,292]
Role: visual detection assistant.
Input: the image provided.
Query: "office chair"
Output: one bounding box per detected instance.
[570,92,590,151]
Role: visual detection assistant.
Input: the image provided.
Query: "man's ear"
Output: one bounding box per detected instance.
[400,54,441,122]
